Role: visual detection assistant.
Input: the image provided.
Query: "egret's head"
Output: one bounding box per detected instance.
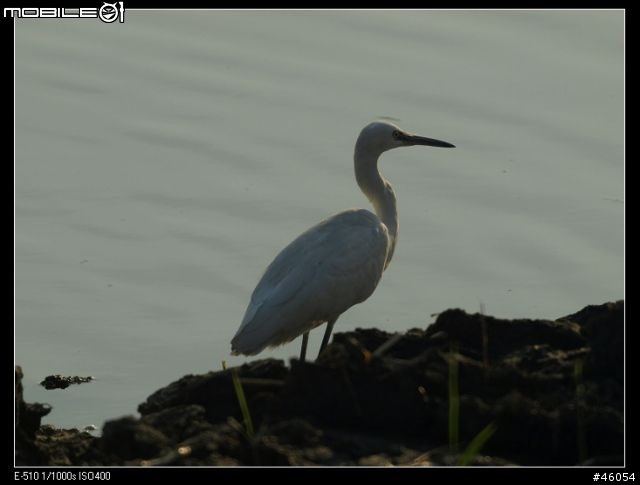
[356,120,455,156]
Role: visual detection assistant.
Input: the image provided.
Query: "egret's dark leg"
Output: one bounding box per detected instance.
[318,318,337,358]
[300,331,309,361]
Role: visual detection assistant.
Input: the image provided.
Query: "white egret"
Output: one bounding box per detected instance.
[231,121,454,360]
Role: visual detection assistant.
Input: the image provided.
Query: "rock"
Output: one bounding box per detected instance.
[40,374,93,390]
[99,416,170,462]
[138,358,287,429]
[16,367,52,438]
[15,366,50,465]
[559,301,623,387]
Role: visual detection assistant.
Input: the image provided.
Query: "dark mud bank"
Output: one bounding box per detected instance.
[16,301,623,466]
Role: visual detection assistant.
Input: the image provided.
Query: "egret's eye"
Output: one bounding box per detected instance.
[392,130,401,139]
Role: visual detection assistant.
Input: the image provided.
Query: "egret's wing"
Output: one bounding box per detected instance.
[232,210,390,354]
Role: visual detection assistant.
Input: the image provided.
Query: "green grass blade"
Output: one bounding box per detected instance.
[458,421,498,466]
[231,367,254,439]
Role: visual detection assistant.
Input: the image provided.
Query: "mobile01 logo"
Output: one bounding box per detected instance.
[4,2,125,23]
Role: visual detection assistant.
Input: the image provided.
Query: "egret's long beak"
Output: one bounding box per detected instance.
[402,133,455,148]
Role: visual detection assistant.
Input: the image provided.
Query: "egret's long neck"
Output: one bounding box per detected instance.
[354,143,398,265]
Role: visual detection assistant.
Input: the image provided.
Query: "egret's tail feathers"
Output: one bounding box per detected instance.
[231,316,308,356]
[230,332,265,356]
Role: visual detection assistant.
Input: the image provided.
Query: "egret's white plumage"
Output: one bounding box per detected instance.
[231,121,454,358]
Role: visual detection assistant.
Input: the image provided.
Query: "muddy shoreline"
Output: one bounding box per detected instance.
[15,301,623,466]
